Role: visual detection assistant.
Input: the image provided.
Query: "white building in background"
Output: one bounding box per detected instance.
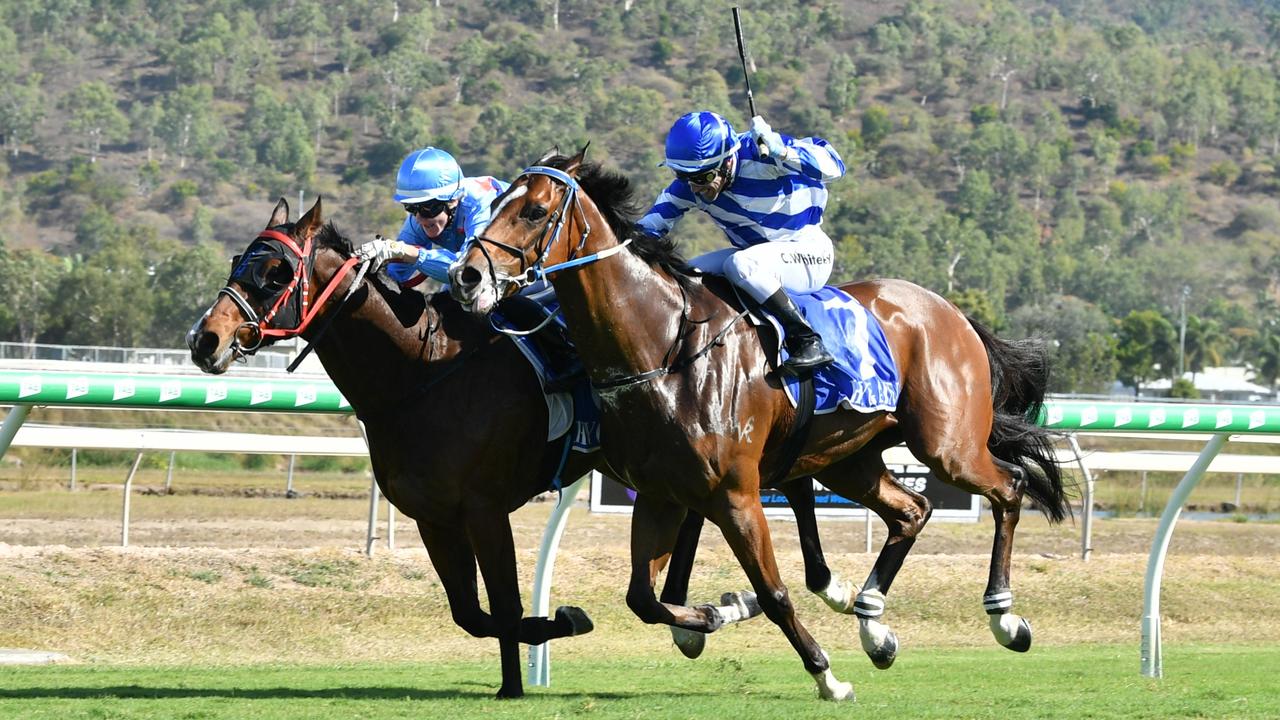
[1142,366,1278,403]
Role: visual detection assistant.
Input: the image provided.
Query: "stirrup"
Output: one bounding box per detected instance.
[782,338,834,374]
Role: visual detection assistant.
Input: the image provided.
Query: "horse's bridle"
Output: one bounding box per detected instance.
[470,165,631,295]
[217,227,363,363]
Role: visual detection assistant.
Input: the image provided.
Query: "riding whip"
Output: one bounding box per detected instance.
[732,7,768,157]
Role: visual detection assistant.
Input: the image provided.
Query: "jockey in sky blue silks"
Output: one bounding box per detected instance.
[637,111,847,375]
[356,147,509,285]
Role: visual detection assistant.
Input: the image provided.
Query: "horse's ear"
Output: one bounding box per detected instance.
[267,197,290,228]
[297,196,323,237]
[564,142,590,178]
[536,146,560,165]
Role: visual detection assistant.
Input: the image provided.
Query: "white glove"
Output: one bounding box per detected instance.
[355,236,415,271]
[750,115,787,159]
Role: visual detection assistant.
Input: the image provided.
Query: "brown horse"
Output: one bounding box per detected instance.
[186,198,783,697]
[449,151,1069,701]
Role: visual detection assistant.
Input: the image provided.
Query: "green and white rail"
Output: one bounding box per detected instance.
[5,372,1280,681]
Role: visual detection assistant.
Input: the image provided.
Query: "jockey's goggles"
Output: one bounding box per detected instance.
[404,199,451,218]
[675,165,721,186]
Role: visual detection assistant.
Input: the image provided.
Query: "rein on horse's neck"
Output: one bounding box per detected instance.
[551,189,726,391]
[306,245,491,415]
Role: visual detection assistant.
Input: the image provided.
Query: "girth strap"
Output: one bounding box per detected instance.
[766,375,816,488]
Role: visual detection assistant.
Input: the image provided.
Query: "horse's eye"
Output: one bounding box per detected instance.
[265,262,292,288]
[522,204,548,222]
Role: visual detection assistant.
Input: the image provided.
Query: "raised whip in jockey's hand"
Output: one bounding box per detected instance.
[636,110,847,375]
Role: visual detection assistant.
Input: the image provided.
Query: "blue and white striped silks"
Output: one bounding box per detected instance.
[388,175,511,284]
[637,133,846,249]
[773,286,901,415]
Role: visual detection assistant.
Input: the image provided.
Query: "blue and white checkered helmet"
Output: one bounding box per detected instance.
[659,111,738,173]
[393,147,463,203]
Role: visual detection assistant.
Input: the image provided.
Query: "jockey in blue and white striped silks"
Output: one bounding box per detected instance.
[637,111,847,374]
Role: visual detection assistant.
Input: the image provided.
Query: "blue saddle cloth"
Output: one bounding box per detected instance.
[772,286,901,414]
[491,292,601,453]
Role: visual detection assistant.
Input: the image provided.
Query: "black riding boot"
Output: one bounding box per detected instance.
[761,289,834,376]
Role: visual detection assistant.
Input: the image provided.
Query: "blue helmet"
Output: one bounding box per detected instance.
[393,147,463,203]
[660,111,738,173]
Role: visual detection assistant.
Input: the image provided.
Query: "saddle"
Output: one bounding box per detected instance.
[494,294,585,394]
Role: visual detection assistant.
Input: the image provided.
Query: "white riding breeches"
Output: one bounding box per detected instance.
[688,225,834,303]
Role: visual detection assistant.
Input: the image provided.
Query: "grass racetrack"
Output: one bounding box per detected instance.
[3,645,1279,719]
[3,476,1280,718]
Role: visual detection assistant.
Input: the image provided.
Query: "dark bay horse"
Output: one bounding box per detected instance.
[186,198,782,697]
[449,151,1069,701]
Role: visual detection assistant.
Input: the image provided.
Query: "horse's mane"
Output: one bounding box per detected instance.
[316,222,353,255]
[541,155,698,291]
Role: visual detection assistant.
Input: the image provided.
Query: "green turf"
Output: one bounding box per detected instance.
[1,644,1277,719]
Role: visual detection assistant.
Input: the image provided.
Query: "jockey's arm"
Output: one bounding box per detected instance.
[636,181,697,238]
[775,136,846,184]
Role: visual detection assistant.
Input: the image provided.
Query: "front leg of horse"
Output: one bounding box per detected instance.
[626,497,760,638]
[467,512,533,699]
[419,520,517,693]
[710,490,853,702]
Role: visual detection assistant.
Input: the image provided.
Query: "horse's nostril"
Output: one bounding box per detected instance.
[458,265,481,289]
[192,331,219,360]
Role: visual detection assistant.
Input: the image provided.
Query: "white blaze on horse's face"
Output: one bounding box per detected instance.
[492,184,527,220]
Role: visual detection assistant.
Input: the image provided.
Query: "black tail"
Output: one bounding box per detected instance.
[968,318,1072,524]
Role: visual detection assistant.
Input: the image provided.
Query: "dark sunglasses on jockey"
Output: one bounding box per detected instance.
[675,165,722,186]
[404,198,452,218]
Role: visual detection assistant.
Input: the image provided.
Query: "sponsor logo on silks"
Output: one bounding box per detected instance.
[295,386,318,407]
[250,385,272,406]
[1080,406,1098,426]
[1250,410,1266,430]
[113,380,136,401]
[206,383,228,404]
[1182,408,1200,428]
[18,376,41,398]
[1148,408,1167,428]
[1046,406,1064,426]
[66,377,90,400]
[159,381,182,403]
[1216,409,1233,429]
[1115,407,1132,427]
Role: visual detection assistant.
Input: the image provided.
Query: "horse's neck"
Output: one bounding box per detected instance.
[305,258,459,414]
[552,238,690,382]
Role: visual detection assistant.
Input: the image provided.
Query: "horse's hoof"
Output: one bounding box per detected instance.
[670,626,706,659]
[866,629,899,669]
[991,612,1033,652]
[1005,617,1032,652]
[555,606,594,636]
[812,668,856,702]
[495,685,524,699]
[858,616,898,669]
[817,577,858,614]
[720,590,763,621]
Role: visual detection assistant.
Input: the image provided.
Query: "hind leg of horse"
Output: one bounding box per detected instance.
[913,443,1033,652]
[708,483,853,702]
[779,477,855,613]
[625,495,761,636]
[817,455,931,670]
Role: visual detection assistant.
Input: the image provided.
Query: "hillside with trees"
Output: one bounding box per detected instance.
[2,0,1279,394]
